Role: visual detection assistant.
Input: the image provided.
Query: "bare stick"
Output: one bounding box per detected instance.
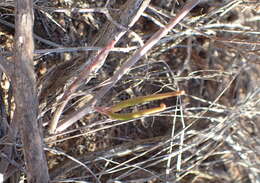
[55,0,201,133]
[13,0,50,182]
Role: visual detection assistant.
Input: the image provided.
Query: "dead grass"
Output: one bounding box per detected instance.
[0,0,260,182]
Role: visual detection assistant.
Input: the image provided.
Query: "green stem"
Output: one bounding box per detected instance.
[109,90,185,113]
[107,103,166,120]
[95,90,185,120]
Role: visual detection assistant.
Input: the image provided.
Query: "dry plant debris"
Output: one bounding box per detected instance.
[0,0,260,182]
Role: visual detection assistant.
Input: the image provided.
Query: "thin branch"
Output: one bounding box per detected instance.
[55,0,201,133]
[0,46,138,57]
[94,0,201,100]
[48,0,152,134]
[45,147,101,183]
[0,18,62,47]
[39,0,152,101]
[48,40,116,134]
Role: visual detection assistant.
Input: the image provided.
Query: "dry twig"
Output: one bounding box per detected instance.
[55,0,201,133]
